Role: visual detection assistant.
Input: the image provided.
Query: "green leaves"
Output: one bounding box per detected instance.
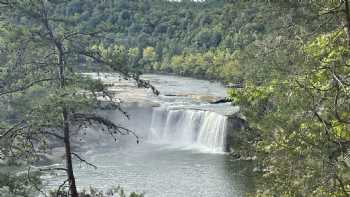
[91,44,129,69]
[227,4,350,195]
[164,49,240,81]
[304,30,349,64]
[331,120,350,141]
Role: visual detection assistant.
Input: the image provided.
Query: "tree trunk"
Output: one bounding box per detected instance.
[57,42,79,197]
[38,3,79,195]
[63,108,79,197]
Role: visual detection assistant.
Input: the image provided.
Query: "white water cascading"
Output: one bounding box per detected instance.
[148,107,228,153]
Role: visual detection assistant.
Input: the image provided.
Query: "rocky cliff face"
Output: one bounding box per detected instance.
[225,115,247,153]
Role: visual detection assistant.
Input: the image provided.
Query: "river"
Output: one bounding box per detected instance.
[44,74,255,197]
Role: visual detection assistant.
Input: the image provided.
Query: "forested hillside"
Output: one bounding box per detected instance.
[57,0,303,82]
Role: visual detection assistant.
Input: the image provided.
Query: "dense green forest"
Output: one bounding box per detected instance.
[0,0,349,197]
[53,0,288,82]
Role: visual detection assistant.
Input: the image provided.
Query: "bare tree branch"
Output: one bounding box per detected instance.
[39,167,68,172]
[71,152,97,169]
[57,179,69,197]
[41,131,65,140]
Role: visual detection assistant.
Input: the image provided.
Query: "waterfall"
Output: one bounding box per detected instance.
[148,107,228,153]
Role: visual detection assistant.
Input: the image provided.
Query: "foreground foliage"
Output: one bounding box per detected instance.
[0,0,155,196]
[48,186,143,197]
[230,1,350,197]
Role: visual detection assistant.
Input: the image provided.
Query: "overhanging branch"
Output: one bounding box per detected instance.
[71,152,97,169]
[72,113,139,143]
[0,78,55,97]
[78,49,160,96]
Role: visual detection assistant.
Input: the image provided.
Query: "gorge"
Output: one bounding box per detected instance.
[43,73,253,197]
